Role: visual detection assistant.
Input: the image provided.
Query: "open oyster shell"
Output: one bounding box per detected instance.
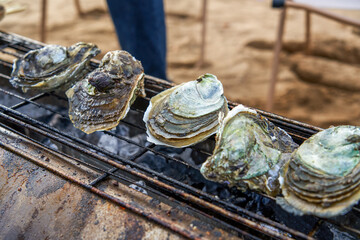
[143,73,228,148]
[10,42,100,93]
[66,50,145,134]
[200,105,298,196]
[277,125,360,218]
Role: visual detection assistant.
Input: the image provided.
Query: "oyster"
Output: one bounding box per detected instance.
[200,105,298,196]
[143,73,228,148]
[277,125,360,218]
[10,42,100,93]
[66,50,145,134]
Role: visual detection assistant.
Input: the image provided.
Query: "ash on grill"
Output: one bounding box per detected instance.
[0,31,359,240]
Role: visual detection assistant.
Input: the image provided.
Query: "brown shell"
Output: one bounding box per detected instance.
[66,50,145,134]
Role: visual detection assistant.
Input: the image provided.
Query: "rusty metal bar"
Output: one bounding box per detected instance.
[0,106,314,240]
[89,167,118,186]
[89,144,155,186]
[266,7,287,112]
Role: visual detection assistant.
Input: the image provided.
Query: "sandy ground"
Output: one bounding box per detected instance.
[1,0,360,128]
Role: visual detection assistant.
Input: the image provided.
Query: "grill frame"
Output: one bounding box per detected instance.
[0,30,359,240]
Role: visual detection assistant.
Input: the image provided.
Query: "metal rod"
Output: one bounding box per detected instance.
[286,1,360,28]
[266,7,287,111]
[89,167,118,186]
[305,10,311,54]
[40,0,47,42]
[197,0,208,68]
[10,93,47,110]
[0,48,23,58]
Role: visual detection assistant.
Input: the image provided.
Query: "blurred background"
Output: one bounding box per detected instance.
[1,0,360,128]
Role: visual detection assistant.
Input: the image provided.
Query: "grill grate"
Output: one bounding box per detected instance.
[0,31,359,240]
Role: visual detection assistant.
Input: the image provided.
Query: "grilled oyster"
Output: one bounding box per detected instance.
[200,105,298,196]
[143,73,228,148]
[277,125,360,218]
[66,50,145,134]
[10,42,100,93]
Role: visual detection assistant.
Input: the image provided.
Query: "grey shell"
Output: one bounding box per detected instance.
[200,105,298,196]
[278,125,360,218]
[143,73,228,148]
[10,42,100,93]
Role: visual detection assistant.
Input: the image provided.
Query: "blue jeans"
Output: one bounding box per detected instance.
[106,0,167,80]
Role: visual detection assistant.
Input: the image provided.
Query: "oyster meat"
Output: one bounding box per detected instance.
[277,125,360,218]
[200,105,298,196]
[143,73,228,148]
[66,50,145,134]
[10,42,100,93]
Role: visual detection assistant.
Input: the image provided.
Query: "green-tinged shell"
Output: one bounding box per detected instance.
[200,104,298,196]
[143,73,228,148]
[278,125,360,218]
[10,42,100,93]
[66,50,145,134]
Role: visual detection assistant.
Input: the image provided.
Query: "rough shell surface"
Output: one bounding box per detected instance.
[66,50,145,134]
[143,73,228,148]
[278,125,360,218]
[10,42,100,93]
[200,104,298,196]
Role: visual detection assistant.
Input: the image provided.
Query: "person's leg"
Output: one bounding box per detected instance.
[106,0,167,80]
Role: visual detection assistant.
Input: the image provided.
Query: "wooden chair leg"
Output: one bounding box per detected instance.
[305,10,311,54]
[40,0,47,43]
[197,0,208,68]
[266,7,287,112]
[74,0,84,17]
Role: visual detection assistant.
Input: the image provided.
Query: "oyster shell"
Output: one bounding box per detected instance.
[143,73,228,148]
[66,50,145,134]
[200,105,298,196]
[10,42,100,93]
[277,125,360,218]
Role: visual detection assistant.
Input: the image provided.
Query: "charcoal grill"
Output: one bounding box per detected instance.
[0,31,359,240]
